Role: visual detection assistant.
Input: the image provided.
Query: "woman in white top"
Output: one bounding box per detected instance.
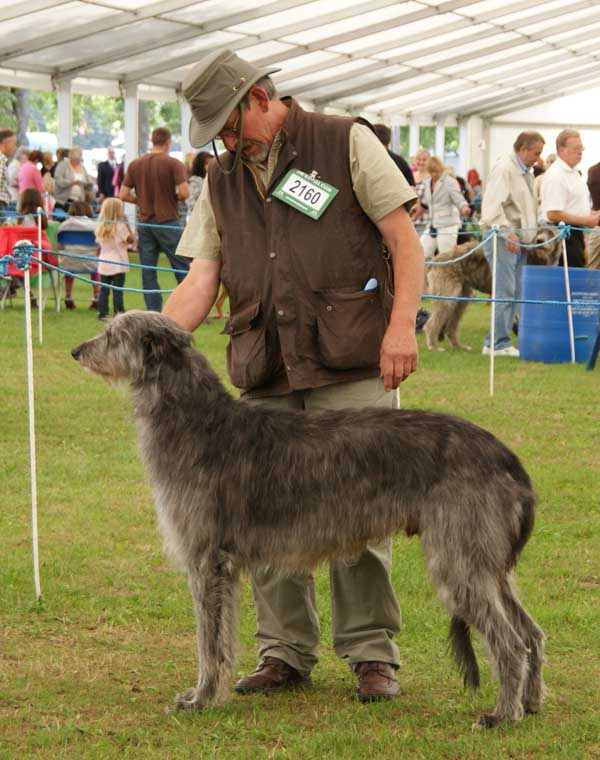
[420,156,471,260]
[53,147,94,211]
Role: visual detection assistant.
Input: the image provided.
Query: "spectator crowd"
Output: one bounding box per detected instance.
[1,118,599,337]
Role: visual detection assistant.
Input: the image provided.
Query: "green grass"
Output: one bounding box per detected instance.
[1,267,599,759]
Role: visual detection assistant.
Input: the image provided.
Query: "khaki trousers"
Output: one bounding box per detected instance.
[587,230,600,270]
[248,377,402,676]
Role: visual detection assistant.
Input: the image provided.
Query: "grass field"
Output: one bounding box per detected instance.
[1,268,599,759]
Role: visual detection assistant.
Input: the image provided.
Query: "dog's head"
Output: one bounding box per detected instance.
[71,310,194,384]
[527,228,562,266]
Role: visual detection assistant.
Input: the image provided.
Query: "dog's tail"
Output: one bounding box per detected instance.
[448,615,480,691]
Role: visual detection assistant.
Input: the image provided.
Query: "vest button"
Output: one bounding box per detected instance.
[265,197,272,203]
[326,305,333,311]
[277,309,285,316]
[269,252,276,259]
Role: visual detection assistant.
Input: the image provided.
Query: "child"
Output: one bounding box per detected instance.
[95,197,133,321]
[57,201,99,309]
[18,188,48,229]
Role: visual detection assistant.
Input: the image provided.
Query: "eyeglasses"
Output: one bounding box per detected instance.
[218,109,241,140]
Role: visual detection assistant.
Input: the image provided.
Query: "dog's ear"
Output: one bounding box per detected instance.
[140,322,193,378]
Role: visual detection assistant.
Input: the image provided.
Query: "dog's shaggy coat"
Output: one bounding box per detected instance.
[424,229,562,351]
[72,311,545,728]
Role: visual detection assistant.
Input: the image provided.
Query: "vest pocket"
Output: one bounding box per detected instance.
[316,288,385,370]
[223,302,272,389]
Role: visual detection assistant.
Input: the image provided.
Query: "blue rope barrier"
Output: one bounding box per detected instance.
[36,245,188,275]
[30,255,175,294]
[426,233,493,266]
[423,293,600,308]
[0,209,186,231]
[3,244,598,306]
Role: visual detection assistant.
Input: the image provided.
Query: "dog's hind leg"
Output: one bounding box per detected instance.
[445,287,472,350]
[423,304,448,351]
[175,550,240,711]
[468,584,529,729]
[499,580,545,715]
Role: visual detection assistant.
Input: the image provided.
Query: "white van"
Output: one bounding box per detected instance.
[26,131,58,154]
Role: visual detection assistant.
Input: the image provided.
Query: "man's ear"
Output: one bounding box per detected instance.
[249,85,270,112]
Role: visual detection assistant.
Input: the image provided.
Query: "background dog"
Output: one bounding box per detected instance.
[424,229,562,351]
[72,311,545,728]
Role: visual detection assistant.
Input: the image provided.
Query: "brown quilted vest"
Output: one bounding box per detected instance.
[209,98,392,397]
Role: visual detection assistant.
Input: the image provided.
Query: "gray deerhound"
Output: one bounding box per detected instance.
[72,310,545,729]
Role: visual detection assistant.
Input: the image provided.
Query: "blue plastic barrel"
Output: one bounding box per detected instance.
[519,266,600,363]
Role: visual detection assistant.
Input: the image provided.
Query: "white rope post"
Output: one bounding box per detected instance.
[489,226,499,397]
[37,208,43,344]
[16,241,42,600]
[558,223,576,364]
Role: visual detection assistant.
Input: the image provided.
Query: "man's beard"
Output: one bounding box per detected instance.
[241,141,271,164]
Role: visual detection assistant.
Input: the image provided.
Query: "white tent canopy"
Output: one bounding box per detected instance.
[1,0,599,174]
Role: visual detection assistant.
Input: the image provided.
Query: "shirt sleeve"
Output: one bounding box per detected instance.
[176,177,221,261]
[447,176,467,210]
[174,160,188,185]
[122,163,135,189]
[480,161,511,229]
[349,124,417,223]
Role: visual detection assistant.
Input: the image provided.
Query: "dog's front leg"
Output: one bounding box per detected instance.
[175,550,241,711]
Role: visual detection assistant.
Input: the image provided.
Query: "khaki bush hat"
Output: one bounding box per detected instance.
[182,49,281,148]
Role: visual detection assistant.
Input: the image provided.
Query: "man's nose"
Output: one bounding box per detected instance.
[222,135,238,152]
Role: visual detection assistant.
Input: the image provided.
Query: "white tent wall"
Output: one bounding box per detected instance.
[483,88,600,179]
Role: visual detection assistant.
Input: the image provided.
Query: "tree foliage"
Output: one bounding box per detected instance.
[1,86,183,152]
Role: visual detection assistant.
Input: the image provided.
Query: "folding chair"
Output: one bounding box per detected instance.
[56,228,98,312]
[0,224,58,310]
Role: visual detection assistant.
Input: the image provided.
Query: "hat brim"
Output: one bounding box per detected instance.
[188,66,281,148]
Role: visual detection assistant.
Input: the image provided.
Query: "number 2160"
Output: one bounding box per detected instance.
[289,179,322,205]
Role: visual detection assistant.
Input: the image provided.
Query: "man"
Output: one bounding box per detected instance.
[586,159,600,270]
[541,129,600,268]
[164,49,424,703]
[372,123,415,187]
[120,127,190,311]
[96,146,118,201]
[0,129,17,213]
[480,131,545,357]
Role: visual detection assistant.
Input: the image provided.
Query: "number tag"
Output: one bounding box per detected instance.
[272,169,338,220]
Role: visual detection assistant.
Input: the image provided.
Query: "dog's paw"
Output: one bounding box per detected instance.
[472,713,500,730]
[523,699,541,715]
[472,710,522,730]
[174,687,205,711]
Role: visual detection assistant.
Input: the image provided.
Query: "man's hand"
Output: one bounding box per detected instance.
[375,205,423,391]
[380,324,418,390]
[506,233,521,253]
[586,210,600,227]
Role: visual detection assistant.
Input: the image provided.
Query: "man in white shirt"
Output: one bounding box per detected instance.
[541,129,600,268]
[480,131,544,357]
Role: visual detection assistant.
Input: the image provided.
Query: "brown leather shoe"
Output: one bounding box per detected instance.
[355,661,399,702]
[234,656,312,694]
